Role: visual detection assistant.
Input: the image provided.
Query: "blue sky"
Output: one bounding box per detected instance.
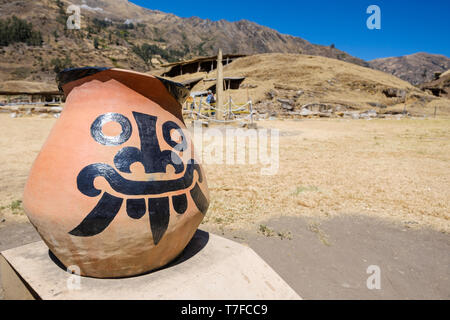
[129,0,450,61]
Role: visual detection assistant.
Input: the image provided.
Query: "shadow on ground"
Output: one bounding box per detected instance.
[203,214,450,300]
[1,214,449,300]
[0,222,40,299]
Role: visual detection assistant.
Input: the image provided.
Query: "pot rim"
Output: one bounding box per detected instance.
[57,67,190,123]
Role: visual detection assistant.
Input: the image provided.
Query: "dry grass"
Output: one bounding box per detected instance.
[0,80,57,92]
[201,118,450,233]
[0,114,449,233]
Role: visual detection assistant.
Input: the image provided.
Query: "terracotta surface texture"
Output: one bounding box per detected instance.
[23,70,210,278]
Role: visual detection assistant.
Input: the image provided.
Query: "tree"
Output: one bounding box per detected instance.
[132,43,185,67]
[0,16,43,47]
[132,44,153,68]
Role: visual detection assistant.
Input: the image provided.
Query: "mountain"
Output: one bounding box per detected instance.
[170,53,448,116]
[0,0,369,89]
[369,53,450,85]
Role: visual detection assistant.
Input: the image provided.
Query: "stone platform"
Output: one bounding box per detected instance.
[0,230,301,300]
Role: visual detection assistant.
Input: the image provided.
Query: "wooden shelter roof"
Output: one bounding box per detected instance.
[0,91,62,96]
[161,54,247,68]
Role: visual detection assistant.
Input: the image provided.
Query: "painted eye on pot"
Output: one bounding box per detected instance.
[91,113,132,146]
[70,111,209,245]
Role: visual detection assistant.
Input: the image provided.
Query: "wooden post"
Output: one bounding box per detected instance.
[228,95,232,120]
[192,98,196,120]
[250,100,254,125]
[197,98,202,120]
[434,106,437,118]
[216,49,224,120]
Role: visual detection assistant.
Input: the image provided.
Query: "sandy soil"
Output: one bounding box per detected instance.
[204,214,450,300]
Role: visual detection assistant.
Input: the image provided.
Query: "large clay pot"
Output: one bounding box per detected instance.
[23,68,210,278]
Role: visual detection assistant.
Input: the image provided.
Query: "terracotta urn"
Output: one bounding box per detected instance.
[23,67,210,278]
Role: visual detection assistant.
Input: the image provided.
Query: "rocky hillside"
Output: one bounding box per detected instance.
[419,70,450,99]
[172,53,449,116]
[370,53,450,85]
[0,0,368,89]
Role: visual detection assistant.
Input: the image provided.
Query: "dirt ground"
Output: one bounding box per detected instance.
[204,214,450,300]
[1,215,448,300]
[0,113,449,299]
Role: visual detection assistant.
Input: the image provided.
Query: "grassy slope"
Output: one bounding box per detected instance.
[170,53,449,115]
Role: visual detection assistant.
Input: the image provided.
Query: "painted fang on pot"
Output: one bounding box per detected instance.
[70,111,209,245]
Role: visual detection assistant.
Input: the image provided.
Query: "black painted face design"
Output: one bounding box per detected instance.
[70,111,209,245]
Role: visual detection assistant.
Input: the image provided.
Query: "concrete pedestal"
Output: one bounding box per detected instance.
[0,230,301,300]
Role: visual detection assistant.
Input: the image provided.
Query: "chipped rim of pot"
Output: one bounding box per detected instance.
[57,67,190,123]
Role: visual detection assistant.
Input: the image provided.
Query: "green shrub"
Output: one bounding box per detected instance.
[93,18,112,30]
[51,54,73,74]
[117,23,134,30]
[132,43,185,66]
[0,16,43,46]
[12,67,31,79]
